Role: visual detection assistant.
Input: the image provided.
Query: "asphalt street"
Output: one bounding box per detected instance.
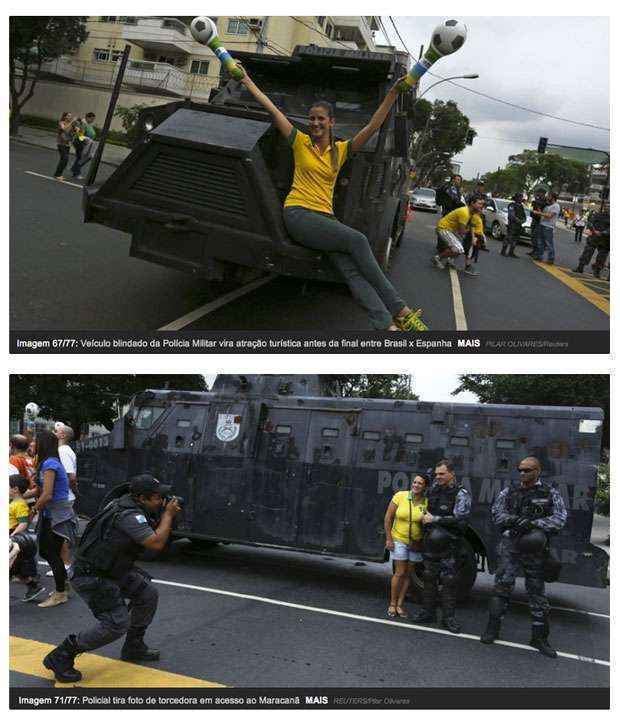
[10,142,609,332]
[10,539,609,689]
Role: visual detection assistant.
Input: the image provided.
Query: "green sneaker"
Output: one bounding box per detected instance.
[396,309,429,332]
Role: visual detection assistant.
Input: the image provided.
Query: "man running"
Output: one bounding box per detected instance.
[432,194,486,276]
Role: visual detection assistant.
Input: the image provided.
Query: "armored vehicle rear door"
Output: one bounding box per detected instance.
[297,410,357,552]
[250,406,309,546]
[190,402,253,541]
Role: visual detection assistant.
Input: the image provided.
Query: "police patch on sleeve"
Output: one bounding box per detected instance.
[135,515,148,524]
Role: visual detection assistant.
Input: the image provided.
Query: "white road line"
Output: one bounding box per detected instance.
[448,266,468,330]
[151,578,609,667]
[157,275,276,331]
[25,171,83,189]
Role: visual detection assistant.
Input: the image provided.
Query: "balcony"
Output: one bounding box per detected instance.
[122,17,209,56]
[331,16,379,51]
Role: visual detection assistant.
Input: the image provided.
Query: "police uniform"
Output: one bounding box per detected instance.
[439,182,465,216]
[416,480,472,632]
[576,210,610,277]
[42,476,171,683]
[529,194,547,257]
[502,199,526,257]
[481,479,567,656]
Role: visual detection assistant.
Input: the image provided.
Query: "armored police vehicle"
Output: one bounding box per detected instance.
[75,375,608,597]
[82,45,413,283]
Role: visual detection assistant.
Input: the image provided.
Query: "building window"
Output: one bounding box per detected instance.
[120,16,138,25]
[363,431,380,441]
[227,18,249,35]
[190,60,210,75]
[325,23,333,38]
[322,428,339,438]
[99,16,117,23]
[317,16,326,27]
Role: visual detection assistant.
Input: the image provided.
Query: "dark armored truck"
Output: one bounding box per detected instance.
[82,45,413,283]
[75,374,608,597]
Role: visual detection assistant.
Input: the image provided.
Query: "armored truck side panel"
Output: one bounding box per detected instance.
[75,382,607,591]
[82,46,412,282]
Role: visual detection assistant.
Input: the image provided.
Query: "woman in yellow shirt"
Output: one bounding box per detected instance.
[239,66,427,331]
[383,475,428,617]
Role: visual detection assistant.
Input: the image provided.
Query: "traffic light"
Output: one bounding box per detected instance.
[537,137,548,154]
[466,129,475,146]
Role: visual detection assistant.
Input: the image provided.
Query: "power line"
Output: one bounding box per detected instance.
[386,15,610,133]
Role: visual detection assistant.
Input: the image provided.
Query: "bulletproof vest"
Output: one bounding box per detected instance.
[427,481,460,518]
[588,212,610,240]
[506,482,553,521]
[508,202,526,224]
[530,198,547,225]
[76,494,148,580]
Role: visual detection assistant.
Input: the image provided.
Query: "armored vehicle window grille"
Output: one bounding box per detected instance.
[177,419,191,428]
[131,153,246,216]
[363,431,380,441]
[450,436,469,447]
[496,439,516,449]
[135,406,165,430]
[322,428,339,438]
[276,425,292,435]
[405,433,423,444]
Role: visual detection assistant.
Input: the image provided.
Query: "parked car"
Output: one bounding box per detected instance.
[409,187,438,212]
[483,197,532,242]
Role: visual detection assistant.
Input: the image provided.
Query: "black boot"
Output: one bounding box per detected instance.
[43,635,83,683]
[500,246,507,256]
[480,616,501,644]
[529,622,557,658]
[508,250,518,258]
[574,264,584,273]
[413,578,437,623]
[441,584,461,633]
[121,627,160,662]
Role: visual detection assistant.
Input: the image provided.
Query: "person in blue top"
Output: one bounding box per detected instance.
[31,430,78,608]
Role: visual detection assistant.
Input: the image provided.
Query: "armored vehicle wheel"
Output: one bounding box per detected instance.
[392,203,407,248]
[491,221,504,241]
[379,236,394,272]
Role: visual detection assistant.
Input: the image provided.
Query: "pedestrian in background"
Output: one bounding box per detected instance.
[54,112,80,182]
[533,192,560,264]
[9,476,45,602]
[575,205,610,278]
[572,214,586,242]
[433,194,486,275]
[501,193,526,258]
[31,430,78,608]
[71,112,97,179]
[51,424,78,580]
[384,474,428,618]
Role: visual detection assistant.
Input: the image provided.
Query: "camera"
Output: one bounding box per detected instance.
[163,494,185,508]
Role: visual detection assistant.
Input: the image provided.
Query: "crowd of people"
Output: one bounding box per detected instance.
[54,111,97,182]
[429,174,609,279]
[9,425,79,607]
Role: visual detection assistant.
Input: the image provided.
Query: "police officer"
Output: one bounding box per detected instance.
[413,459,472,633]
[501,192,526,258]
[528,187,547,258]
[42,475,182,683]
[438,175,465,216]
[480,457,567,658]
[575,206,610,278]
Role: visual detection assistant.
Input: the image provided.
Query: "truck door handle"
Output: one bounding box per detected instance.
[158,214,198,232]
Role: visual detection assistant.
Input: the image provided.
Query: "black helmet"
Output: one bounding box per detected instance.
[424,526,452,557]
[512,192,524,202]
[11,532,38,559]
[517,528,547,555]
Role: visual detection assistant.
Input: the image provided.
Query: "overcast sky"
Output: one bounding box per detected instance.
[376,16,610,179]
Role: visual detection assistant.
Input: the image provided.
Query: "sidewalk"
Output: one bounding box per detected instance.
[10,125,130,168]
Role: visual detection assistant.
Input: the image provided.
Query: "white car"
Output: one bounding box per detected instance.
[483,197,533,242]
[409,187,438,213]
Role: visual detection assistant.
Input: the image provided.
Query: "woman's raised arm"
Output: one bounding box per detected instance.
[239,66,293,140]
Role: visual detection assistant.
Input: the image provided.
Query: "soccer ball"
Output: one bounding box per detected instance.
[190,16,218,46]
[25,402,40,418]
[431,19,468,56]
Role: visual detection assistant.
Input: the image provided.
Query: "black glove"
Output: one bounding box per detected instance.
[502,515,520,529]
[514,517,533,532]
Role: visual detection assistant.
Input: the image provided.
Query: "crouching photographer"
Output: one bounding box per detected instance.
[43,474,182,683]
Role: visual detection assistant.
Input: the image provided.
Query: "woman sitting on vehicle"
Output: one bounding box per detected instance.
[239,66,428,331]
[384,474,428,617]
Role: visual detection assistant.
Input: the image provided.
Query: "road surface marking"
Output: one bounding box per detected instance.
[9,636,225,687]
[151,578,609,667]
[448,267,468,330]
[25,171,83,189]
[157,275,276,330]
[533,261,609,315]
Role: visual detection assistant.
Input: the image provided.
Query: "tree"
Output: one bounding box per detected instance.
[325,375,418,400]
[453,375,609,450]
[9,17,89,135]
[9,375,207,439]
[410,99,474,187]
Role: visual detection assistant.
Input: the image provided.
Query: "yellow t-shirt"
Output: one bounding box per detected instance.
[284,128,352,215]
[390,491,428,543]
[437,205,484,235]
[9,498,30,532]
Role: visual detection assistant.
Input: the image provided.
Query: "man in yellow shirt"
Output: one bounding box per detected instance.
[433,195,486,276]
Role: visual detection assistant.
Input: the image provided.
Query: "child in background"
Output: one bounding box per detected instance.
[9,476,44,602]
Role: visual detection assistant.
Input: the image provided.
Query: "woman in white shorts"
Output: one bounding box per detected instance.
[384,474,428,617]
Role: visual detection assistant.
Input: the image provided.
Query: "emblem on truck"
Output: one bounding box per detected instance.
[216,414,241,442]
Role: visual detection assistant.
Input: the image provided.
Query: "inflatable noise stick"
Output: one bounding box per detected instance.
[398,45,442,92]
[190,16,245,81]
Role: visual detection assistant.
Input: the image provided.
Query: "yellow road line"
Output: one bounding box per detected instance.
[533,261,609,315]
[10,636,226,688]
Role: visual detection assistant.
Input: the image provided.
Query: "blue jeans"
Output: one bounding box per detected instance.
[283,206,406,329]
[530,223,541,256]
[539,226,555,262]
